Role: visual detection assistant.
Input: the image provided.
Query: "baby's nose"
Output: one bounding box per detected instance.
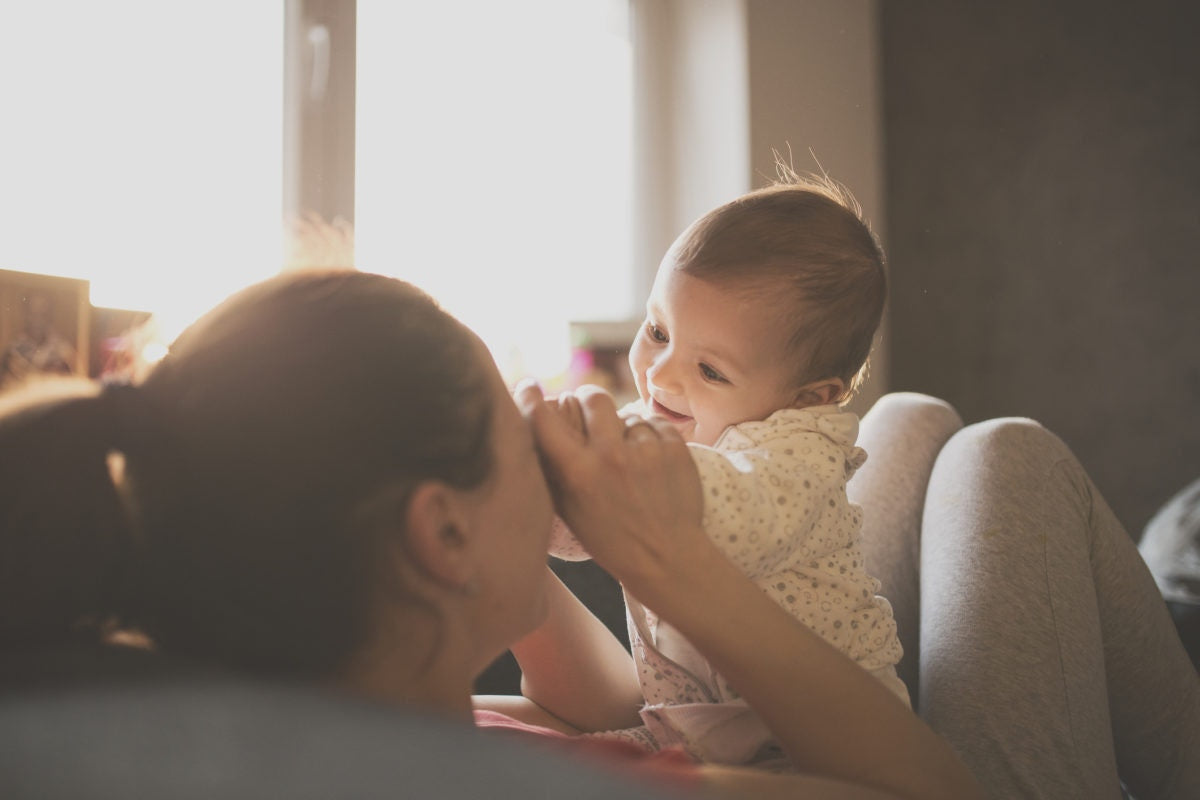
[646,352,682,392]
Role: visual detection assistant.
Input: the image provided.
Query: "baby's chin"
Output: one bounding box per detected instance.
[678,418,729,447]
[669,417,701,443]
[663,414,713,446]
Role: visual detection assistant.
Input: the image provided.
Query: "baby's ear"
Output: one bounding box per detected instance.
[792,378,846,408]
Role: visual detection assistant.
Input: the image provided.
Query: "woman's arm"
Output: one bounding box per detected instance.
[516,383,984,800]
[502,566,644,733]
[643,540,978,800]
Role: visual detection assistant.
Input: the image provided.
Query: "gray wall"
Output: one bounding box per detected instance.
[881,1,1200,534]
[745,0,888,415]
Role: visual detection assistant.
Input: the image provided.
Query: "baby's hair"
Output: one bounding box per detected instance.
[670,163,887,401]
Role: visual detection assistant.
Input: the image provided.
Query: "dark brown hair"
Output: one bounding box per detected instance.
[672,172,887,399]
[0,270,495,678]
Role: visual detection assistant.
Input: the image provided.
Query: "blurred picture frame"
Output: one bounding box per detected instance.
[0,268,91,389]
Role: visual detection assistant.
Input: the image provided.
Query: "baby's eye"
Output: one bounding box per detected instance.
[699,363,728,383]
[646,322,668,343]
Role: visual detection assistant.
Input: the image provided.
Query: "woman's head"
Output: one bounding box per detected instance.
[1,269,553,685]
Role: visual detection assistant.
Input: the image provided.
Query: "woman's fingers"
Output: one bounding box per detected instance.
[512,378,544,408]
[573,385,623,444]
[556,393,585,437]
[513,381,581,471]
[622,419,659,442]
[520,386,704,585]
[518,383,700,549]
[625,415,683,442]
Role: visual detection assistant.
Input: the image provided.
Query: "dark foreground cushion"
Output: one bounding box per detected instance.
[0,677,678,800]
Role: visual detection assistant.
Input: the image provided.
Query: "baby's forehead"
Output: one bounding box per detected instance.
[690,284,803,368]
[706,271,810,327]
[665,261,796,316]
[730,286,814,360]
[669,254,795,300]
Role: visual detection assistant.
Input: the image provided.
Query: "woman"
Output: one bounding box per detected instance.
[0,269,1191,798]
[0,269,975,799]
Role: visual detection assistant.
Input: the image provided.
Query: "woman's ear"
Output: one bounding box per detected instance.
[791,377,847,409]
[402,481,477,592]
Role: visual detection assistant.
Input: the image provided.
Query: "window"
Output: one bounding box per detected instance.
[355,0,634,381]
[2,2,633,381]
[0,1,284,342]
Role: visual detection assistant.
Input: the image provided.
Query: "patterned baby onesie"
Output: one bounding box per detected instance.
[548,403,906,768]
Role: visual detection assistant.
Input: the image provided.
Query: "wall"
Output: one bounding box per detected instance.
[881,1,1200,532]
[630,0,751,306]
[745,0,887,414]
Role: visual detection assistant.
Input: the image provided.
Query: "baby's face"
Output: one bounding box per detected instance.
[628,262,799,446]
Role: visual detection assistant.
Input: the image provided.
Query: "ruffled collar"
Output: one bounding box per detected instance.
[713,405,867,471]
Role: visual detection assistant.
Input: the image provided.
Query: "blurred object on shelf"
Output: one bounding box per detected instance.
[567,319,640,406]
[90,306,156,381]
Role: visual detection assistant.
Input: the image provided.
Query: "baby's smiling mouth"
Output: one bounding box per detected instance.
[650,397,692,422]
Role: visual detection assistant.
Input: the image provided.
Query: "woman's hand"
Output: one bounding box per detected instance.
[544,390,587,439]
[514,382,707,598]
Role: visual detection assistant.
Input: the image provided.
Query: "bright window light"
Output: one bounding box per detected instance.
[0,1,284,341]
[355,0,634,383]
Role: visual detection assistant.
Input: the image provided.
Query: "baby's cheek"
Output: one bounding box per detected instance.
[692,420,723,448]
[627,341,648,388]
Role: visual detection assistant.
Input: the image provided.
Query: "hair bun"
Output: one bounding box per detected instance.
[0,382,138,647]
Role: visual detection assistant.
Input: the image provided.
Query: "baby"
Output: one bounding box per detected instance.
[549,171,907,769]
